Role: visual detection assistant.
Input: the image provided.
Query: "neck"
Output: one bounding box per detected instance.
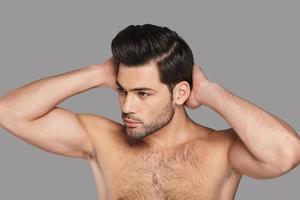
[142,106,197,151]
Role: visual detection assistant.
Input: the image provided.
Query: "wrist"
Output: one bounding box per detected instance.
[196,81,223,106]
[87,59,118,89]
[86,64,107,87]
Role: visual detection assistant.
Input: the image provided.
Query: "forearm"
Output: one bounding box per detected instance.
[0,64,105,121]
[202,81,300,164]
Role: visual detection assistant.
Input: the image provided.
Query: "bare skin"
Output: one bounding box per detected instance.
[82,115,242,200]
[0,57,299,200]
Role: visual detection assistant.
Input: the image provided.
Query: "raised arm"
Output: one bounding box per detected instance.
[186,64,300,179]
[0,57,118,159]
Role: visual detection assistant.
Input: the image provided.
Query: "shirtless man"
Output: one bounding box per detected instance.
[0,24,299,200]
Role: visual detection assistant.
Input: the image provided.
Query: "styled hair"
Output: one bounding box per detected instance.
[111,24,194,93]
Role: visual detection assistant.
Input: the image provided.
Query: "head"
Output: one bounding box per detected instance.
[111,24,194,140]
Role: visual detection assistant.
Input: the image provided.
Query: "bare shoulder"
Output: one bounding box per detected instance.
[210,128,244,176]
[77,113,127,152]
[189,125,238,158]
[77,113,123,132]
[205,128,239,162]
[209,128,238,146]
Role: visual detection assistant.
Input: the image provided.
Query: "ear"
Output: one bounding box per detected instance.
[173,81,191,105]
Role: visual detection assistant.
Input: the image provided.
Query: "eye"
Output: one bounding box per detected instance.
[138,92,150,97]
[117,87,127,95]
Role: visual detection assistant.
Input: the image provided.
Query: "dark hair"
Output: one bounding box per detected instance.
[111,24,194,93]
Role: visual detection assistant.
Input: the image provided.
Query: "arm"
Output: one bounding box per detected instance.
[0,57,118,159]
[186,65,300,179]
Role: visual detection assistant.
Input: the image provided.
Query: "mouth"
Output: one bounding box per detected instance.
[123,118,140,128]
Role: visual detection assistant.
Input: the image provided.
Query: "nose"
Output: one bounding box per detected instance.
[122,94,137,114]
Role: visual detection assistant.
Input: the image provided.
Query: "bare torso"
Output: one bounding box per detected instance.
[85,118,243,200]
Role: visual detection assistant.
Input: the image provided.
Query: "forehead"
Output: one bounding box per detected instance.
[117,61,163,89]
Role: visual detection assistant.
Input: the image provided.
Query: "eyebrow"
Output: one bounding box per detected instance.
[116,80,157,92]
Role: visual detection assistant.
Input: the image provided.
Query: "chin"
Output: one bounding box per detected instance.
[126,130,149,140]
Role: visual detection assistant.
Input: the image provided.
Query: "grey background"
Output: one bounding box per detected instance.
[0,0,299,199]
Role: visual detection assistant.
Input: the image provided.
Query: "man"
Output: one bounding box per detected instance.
[0,24,299,200]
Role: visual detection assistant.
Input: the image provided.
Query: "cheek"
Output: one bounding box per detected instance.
[143,97,170,120]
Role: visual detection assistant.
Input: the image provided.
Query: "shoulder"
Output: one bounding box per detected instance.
[211,128,244,176]
[209,128,238,144]
[204,128,239,162]
[77,113,127,146]
[77,114,132,162]
[77,113,123,132]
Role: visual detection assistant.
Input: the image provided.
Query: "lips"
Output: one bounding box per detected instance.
[124,118,139,123]
[123,118,140,128]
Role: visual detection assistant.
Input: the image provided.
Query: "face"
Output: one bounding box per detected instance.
[116,61,175,140]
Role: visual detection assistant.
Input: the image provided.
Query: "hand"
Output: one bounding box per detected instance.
[92,57,119,90]
[185,64,210,109]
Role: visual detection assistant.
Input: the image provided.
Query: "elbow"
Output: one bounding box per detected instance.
[277,137,300,174]
[0,101,16,129]
[0,102,5,127]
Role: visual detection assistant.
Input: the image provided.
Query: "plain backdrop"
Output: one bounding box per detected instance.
[0,0,299,199]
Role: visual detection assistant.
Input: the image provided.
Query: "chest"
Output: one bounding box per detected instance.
[106,143,229,200]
